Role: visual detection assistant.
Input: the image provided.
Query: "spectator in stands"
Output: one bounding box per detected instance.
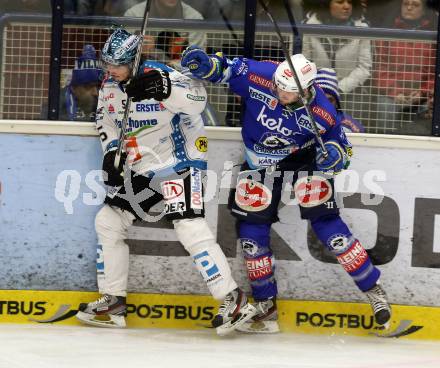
[316,67,365,133]
[359,0,402,27]
[60,45,102,121]
[373,0,436,131]
[194,0,303,22]
[102,0,141,15]
[399,79,434,135]
[301,0,372,116]
[124,0,206,63]
[69,0,141,16]
[0,0,51,13]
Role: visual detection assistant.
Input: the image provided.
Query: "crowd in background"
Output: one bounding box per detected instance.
[0,0,438,29]
[0,0,438,135]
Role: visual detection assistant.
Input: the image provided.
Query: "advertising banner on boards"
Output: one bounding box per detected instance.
[0,132,439,307]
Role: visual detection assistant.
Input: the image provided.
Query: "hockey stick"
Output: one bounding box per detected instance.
[215,0,243,48]
[114,0,152,169]
[282,0,302,54]
[257,0,327,156]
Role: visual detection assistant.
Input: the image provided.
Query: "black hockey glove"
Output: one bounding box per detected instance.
[125,70,172,102]
[102,150,127,187]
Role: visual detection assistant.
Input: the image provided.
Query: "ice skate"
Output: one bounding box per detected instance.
[236,297,280,334]
[75,294,127,328]
[365,283,391,328]
[212,288,257,336]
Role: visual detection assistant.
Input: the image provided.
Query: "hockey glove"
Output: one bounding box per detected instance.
[316,141,349,175]
[102,150,127,187]
[125,69,171,102]
[181,45,224,82]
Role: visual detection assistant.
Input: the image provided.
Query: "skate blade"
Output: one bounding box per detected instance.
[236,320,280,334]
[75,311,126,328]
[380,321,390,330]
[216,303,257,336]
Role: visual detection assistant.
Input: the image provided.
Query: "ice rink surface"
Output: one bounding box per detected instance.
[1,324,440,368]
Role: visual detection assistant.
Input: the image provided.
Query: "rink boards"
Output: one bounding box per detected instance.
[0,289,439,340]
[1,121,440,340]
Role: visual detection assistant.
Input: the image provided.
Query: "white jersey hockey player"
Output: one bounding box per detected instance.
[75,28,256,335]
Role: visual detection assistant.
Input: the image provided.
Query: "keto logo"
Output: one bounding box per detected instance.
[256,105,292,136]
[195,136,208,152]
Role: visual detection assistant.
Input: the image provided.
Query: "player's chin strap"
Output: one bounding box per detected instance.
[283,86,316,112]
[257,0,328,158]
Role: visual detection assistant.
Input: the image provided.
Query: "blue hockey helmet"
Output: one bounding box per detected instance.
[101,28,140,66]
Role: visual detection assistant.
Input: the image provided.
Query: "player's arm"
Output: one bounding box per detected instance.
[310,92,352,175]
[124,61,207,115]
[180,45,252,98]
[315,124,352,175]
[95,87,119,153]
[162,72,208,115]
[95,87,126,187]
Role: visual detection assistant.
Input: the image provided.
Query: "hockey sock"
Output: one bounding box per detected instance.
[239,221,277,300]
[311,214,380,291]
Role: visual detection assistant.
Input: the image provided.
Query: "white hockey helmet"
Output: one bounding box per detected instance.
[273,54,317,92]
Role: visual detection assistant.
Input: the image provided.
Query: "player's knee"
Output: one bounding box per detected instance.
[173,217,214,252]
[95,205,134,240]
[310,214,352,252]
[239,221,271,242]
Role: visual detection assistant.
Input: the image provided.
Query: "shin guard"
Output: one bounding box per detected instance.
[311,214,380,291]
[239,221,277,300]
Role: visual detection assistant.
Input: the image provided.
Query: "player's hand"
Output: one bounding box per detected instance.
[316,141,347,174]
[181,45,214,79]
[394,93,408,105]
[408,90,422,104]
[102,150,127,187]
[125,69,171,102]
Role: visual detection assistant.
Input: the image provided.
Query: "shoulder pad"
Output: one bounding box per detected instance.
[139,60,174,75]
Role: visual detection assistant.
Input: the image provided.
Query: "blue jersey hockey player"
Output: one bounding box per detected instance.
[181,46,391,333]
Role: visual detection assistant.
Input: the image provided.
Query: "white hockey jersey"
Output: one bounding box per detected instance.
[96,62,208,176]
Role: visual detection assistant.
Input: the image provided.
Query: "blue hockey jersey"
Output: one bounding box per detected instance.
[222,58,351,169]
